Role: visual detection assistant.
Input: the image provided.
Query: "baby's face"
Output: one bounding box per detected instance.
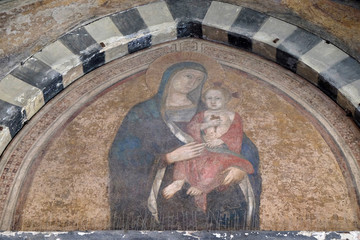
[205,89,226,110]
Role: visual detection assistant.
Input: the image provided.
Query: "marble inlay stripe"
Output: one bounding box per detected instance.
[252,17,297,61]
[230,8,269,37]
[166,0,211,20]
[60,28,99,54]
[137,2,174,28]
[277,28,322,72]
[203,2,241,31]
[34,40,83,87]
[165,0,211,38]
[202,1,241,42]
[318,57,360,102]
[0,75,44,120]
[110,8,148,36]
[176,21,203,39]
[84,17,127,63]
[338,79,360,115]
[0,125,11,155]
[297,41,349,85]
[128,35,152,54]
[34,41,82,75]
[137,1,176,45]
[0,100,25,137]
[228,8,269,51]
[85,17,123,44]
[60,28,105,74]
[320,57,360,88]
[355,106,360,126]
[10,57,63,103]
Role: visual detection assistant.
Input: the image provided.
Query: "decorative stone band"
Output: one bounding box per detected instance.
[0,0,359,156]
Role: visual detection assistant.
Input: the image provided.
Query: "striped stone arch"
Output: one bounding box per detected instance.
[0,0,360,234]
[0,1,359,159]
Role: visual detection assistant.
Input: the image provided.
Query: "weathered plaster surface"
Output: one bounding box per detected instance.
[8,40,359,231]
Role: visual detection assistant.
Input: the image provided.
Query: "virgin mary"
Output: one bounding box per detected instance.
[108,52,261,230]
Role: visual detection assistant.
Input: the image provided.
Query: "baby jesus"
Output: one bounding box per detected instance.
[163,86,254,212]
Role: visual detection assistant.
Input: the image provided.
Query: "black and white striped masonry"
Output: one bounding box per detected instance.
[0,0,359,155]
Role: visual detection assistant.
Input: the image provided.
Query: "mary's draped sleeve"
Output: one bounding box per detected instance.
[108,98,183,214]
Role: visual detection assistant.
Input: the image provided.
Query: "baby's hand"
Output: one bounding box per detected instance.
[207,119,221,128]
[206,138,224,148]
[200,119,220,131]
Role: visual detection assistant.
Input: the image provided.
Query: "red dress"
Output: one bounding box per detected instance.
[173,112,254,211]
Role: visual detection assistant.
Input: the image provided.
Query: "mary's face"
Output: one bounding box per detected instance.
[170,69,205,94]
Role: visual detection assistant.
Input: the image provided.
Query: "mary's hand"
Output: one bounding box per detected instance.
[221,167,247,186]
[166,142,205,163]
[206,138,224,148]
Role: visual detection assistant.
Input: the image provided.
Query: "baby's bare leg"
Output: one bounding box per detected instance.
[162,180,185,199]
[186,186,203,196]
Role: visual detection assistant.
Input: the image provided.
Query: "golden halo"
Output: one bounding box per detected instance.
[145,51,226,95]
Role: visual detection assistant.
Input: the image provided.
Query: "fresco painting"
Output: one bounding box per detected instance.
[14,41,359,231]
[109,53,261,230]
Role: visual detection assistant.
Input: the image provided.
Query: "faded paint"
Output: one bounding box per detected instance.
[11,41,359,231]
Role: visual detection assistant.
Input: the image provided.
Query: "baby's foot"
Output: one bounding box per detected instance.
[186,186,203,196]
[162,180,185,199]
